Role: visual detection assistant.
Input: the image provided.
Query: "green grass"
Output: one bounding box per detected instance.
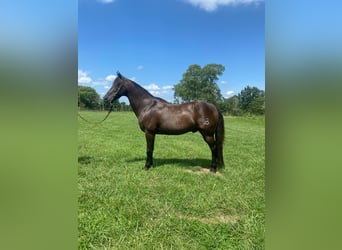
[78,112,265,249]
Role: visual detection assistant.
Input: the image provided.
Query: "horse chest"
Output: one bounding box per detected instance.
[138,114,158,132]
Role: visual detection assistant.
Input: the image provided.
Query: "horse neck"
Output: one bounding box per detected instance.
[125,81,153,117]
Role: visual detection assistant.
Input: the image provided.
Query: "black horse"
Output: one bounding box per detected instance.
[104,72,225,172]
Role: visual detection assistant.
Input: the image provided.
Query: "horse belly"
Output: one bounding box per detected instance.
[158,114,196,135]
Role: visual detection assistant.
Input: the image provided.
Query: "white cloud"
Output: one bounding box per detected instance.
[183,0,263,12]
[162,85,174,90]
[225,90,234,97]
[96,0,115,4]
[138,83,175,102]
[78,70,92,84]
[137,65,143,70]
[144,83,160,91]
[105,74,116,82]
[144,83,164,96]
[150,90,161,95]
[92,80,109,86]
[221,80,227,85]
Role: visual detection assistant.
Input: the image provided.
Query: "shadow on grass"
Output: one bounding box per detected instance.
[78,155,212,169]
[127,157,212,169]
[78,156,94,165]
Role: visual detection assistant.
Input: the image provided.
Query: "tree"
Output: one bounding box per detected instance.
[100,98,131,112]
[238,86,265,115]
[174,64,225,105]
[219,95,242,116]
[78,86,100,110]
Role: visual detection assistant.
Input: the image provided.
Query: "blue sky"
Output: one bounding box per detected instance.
[78,0,264,103]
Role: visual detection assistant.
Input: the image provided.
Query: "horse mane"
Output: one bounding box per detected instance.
[119,73,170,104]
[154,96,169,103]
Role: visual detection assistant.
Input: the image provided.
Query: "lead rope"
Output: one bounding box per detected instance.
[78,105,113,124]
[78,90,113,124]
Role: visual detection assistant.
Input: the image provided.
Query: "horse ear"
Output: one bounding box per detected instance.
[117,71,122,79]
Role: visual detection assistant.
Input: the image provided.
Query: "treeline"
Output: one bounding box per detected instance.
[78,63,264,116]
[218,86,265,116]
[174,64,265,116]
[78,86,131,112]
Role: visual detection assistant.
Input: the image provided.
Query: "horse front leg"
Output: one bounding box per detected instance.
[144,132,155,170]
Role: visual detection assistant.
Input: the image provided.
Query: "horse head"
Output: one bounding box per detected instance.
[103,71,126,104]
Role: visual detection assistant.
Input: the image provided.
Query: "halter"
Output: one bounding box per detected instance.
[78,82,121,124]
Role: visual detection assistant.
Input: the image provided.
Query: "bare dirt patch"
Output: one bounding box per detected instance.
[176,213,238,224]
[184,168,223,177]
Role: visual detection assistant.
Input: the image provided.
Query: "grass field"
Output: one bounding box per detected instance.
[78,111,265,249]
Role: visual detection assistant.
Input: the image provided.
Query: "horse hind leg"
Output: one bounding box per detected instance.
[200,132,218,173]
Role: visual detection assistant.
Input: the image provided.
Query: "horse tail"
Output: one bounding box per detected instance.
[215,110,225,168]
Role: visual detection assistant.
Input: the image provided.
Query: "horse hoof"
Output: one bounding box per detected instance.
[209,168,216,173]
